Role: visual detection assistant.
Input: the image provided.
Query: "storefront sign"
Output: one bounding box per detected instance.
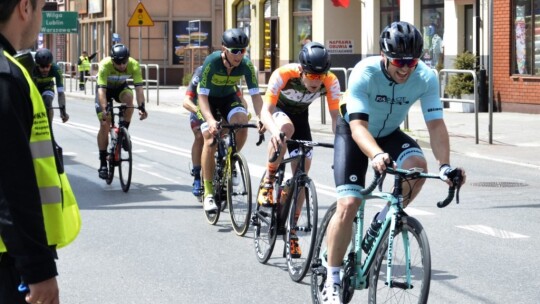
[327,39,353,54]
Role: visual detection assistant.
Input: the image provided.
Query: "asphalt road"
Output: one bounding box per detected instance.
[51,97,539,304]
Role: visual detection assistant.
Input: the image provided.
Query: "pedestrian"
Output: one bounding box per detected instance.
[0,1,81,303]
[78,50,98,91]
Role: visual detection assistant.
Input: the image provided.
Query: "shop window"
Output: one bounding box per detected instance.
[421,0,444,68]
[512,0,540,75]
[293,0,312,58]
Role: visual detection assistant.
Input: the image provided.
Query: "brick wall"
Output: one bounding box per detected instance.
[493,0,540,113]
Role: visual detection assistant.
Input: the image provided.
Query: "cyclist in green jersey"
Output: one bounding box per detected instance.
[95,44,148,179]
[198,28,263,211]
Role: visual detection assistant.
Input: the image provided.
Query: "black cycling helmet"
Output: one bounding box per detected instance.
[110,44,130,63]
[298,42,331,74]
[35,48,53,66]
[222,28,249,48]
[379,21,423,59]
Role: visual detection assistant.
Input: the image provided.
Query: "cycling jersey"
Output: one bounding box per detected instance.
[198,51,259,97]
[265,63,341,115]
[96,57,143,89]
[32,63,64,93]
[342,56,443,138]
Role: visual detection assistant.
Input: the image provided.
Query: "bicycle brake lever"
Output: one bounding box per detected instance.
[256,133,265,146]
[377,171,386,191]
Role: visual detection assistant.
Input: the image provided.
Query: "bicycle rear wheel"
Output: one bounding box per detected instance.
[286,176,318,282]
[252,171,278,263]
[368,216,431,304]
[117,127,132,192]
[228,153,252,236]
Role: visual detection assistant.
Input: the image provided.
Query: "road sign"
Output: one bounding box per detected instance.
[41,11,78,34]
[128,2,154,27]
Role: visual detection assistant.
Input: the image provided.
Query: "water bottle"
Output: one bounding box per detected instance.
[361,212,382,254]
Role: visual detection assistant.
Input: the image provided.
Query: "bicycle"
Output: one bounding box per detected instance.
[104,102,142,192]
[311,166,463,303]
[203,122,264,237]
[252,137,334,282]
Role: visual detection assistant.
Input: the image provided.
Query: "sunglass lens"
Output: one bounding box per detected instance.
[229,48,246,55]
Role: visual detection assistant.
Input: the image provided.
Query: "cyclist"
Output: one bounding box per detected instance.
[32,48,69,125]
[95,44,148,179]
[198,28,263,212]
[258,42,341,256]
[323,21,466,303]
[182,65,248,197]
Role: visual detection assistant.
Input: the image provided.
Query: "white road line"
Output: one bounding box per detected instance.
[456,225,529,239]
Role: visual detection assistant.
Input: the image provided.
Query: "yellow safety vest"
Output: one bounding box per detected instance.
[78,55,90,72]
[0,50,81,252]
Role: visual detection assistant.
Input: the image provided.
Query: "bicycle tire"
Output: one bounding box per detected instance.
[253,171,278,263]
[228,153,252,236]
[286,176,318,282]
[310,202,336,303]
[117,127,132,192]
[105,134,116,185]
[368,216,431,304]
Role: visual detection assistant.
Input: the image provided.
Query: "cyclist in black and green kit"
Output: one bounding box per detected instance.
[95,44,148,179]
[198,28,263,212]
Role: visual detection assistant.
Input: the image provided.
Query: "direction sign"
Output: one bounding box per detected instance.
[41,11,78,34]
[128,2,154,27]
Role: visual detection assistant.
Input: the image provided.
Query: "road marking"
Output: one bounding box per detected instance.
[456,225,529,239]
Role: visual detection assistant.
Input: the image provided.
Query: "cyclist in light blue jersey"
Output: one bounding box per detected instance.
[321,21,466,303]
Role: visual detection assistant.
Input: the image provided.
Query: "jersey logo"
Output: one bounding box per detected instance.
[375,95,410,105]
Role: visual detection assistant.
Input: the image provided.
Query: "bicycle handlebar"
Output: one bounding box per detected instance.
[210,122,264,147]
[268,134,334,162]
[361,167,463,208]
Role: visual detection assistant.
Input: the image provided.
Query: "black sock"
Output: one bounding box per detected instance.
[99,150,108,167]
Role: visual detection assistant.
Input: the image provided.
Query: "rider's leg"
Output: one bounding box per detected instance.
[119,89,135,128]
[41,92,55,126]
[200,123,217,197]
[96,103,111,177]
[191,116,204,196]
[227,109,249,151]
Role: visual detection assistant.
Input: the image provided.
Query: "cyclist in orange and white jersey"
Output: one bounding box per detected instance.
[258,42,341,207]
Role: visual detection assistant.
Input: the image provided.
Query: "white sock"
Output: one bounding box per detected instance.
[326,266,341,285]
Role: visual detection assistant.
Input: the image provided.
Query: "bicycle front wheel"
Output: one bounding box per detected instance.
[227,153,252,236]
[117,127,132,192]
[368,216,431,304]
[286,176,318,282]
[252,170,278,264]
[310,202,336,303]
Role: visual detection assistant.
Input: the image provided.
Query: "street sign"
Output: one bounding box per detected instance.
[128,2,154,27]
[41,11,78,34]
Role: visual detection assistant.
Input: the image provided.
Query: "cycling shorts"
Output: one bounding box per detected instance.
[273,108,313,159]
[333,117,424,199]
[190,112,204,130]
[94,83,132,117]
[41,91,55,109]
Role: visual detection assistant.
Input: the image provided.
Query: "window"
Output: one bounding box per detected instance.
[421,0,444,68]
[293,0,312,58]
[380,0,400,34]
[236,0,251,57]
[512,0,540,75]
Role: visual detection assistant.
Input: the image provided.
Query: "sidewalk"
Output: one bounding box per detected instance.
[65,82,540,170]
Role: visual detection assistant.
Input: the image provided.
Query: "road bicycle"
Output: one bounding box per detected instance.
[311,166,463,303]
[104,102,142,192]
[252,137,334,282]
[203,122,264,237]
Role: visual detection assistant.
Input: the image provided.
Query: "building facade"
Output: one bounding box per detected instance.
[492,0,540,113]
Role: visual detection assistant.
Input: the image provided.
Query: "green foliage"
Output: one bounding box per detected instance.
[182,72,193,86]
[445,51,477,98]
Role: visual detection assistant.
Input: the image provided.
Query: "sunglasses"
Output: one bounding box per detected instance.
[304,72,327,81]
[113,58,129,65]
[225,47,247,55]
[388,57,419,68]
[39,64,51,69]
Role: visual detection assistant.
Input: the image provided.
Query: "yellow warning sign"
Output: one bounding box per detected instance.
[127,2,154,27]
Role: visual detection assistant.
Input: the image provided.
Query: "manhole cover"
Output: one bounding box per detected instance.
[471,182,528,188]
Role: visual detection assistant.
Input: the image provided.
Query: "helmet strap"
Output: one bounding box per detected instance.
[222,51,234,70]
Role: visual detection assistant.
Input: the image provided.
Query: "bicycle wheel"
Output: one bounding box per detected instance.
[204,166,222,225]
[228,153,252,236]
[368,216,431,304]
[105,148,115,185]
[286,176,318,282]
[117,127,132,192]
[310,202,336,303]
[253,171,278,263]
